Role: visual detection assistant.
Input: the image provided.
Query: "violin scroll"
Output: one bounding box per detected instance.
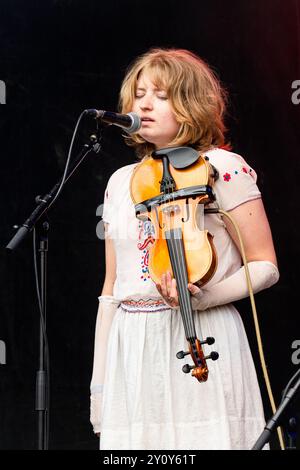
[177,337,219,382]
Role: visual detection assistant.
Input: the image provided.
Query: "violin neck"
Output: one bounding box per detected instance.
[165,227,196,341]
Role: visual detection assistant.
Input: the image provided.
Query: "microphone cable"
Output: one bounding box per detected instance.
[218,208,285,450]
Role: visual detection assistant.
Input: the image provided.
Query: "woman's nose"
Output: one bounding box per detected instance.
[139,94,153,110]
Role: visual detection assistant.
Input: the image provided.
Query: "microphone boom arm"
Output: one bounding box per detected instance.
[6,134,101,251]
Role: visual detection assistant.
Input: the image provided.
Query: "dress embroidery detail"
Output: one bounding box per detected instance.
[137,220,155,281]
[223,165,253,182]
[223,172,231,182]
[121,299,169,313]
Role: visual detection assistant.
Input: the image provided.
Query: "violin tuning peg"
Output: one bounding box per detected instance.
[210,351,219,361]
[182,364,195,374]
[204,351,219,361]
[206,337,215,345]
[200,336,215,345]
[176,350,190,359]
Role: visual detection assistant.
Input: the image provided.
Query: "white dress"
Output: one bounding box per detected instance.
[99,148,266,450]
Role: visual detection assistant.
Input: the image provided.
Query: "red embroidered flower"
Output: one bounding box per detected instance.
[242,167,248,174]
[223,172,231,182]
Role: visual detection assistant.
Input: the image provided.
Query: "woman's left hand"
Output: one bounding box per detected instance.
[155,271,202,307]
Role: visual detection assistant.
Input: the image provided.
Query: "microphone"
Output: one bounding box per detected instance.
[86,109,141,134]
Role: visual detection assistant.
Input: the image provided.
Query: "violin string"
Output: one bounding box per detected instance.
[169,170,186,335]
[175,191,193,339]
[185,200,196,340]
[179,229,194,340]
[186,198,195,339]
[165,165,183,330]
[187,197,197,339]
[169,165,194,340]
[171,228,191,339]
[176,229,192,339]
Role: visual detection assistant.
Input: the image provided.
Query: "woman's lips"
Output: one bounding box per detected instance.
[141,117,154,125]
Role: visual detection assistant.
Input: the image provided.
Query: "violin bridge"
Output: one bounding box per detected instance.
[162,204,181,216]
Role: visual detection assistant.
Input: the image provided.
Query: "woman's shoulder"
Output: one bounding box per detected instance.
[203,147,260,210]
[204,147,257,178]
[204,147,248,167]
[106,162,139,185]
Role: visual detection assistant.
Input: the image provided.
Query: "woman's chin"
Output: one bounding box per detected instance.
[139,135,168,149]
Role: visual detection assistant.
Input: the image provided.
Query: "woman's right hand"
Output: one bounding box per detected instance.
[155,271,202,307]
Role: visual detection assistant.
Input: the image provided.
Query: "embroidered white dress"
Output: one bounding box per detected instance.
[99,148,266,450]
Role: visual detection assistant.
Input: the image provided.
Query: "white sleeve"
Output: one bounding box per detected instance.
[212,152,261,211]
[191,260,279,311]
[90,295,120,434]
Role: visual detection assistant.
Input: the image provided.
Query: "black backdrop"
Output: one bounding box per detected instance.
[0,0,299,450]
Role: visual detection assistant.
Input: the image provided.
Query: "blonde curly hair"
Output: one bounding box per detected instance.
[119,48,228,159]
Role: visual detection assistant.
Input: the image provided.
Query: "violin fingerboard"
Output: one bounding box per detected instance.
[165,228,196,341]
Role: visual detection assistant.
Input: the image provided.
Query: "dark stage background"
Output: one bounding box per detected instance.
[0,0,299,450]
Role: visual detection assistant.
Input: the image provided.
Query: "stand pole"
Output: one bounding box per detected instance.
[35,221,49,449]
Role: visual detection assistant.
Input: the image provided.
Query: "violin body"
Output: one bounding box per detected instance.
[130,154,217,287]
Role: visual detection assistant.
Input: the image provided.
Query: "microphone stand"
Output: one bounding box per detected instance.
[6,132,102,449]
[252,375,300,450]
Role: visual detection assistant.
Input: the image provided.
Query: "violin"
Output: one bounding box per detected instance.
[130,146,219,382]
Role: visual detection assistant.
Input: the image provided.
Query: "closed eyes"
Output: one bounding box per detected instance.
[135,91,168,100]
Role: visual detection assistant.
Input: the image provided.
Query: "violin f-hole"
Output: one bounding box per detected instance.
[181,198,190,223]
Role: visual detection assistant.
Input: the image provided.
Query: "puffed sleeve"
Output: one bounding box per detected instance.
[212,151,261,211]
